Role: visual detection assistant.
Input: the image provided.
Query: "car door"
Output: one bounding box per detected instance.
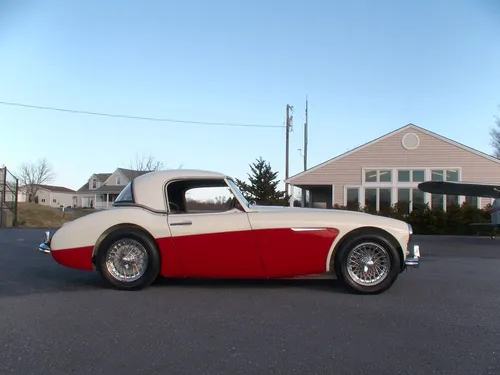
[166,180,265,278]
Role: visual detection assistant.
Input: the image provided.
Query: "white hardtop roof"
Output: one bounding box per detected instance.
[131,169,232,210]
[133,169,229,185]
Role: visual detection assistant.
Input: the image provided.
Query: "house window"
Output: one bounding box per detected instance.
[398,170,410,182]
[116,176,121,185]
[397,188,410,213]
[379,188,392,211]
[412,189,425,209]
[446,169,459,182]
[365,170,377,182]
[379,170,392,182]
[364,169,391,183]
[398,188,410,203]
[364,188,377,210]
[92,179,97,188]
[431,193,444,210]
[412,170,425,182]
[363,188,391,212]
[52,199,56,203]
[41,198,46,203]
[359,167,463,212]
[466,196,478,207]
[431,170,444,181]
[446,194,459,208]
[346,188,359,210]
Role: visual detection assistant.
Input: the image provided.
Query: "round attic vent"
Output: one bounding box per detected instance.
[402,132,420,150]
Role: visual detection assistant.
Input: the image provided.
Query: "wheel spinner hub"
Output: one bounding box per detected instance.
[346,242,391,286]
[106,239,149,282]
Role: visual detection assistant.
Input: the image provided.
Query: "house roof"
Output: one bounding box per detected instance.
[93,173,112,182]
[285,123,500,183]
[77,167,151,193]
[34,184,77,193]
[116,168,151,181]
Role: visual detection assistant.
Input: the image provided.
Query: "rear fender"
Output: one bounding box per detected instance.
[91,223,159,270]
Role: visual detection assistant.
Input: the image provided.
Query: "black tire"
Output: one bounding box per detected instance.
[96,227,161,290]
[334,232,401,294]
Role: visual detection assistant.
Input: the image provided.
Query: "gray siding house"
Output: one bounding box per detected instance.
[285,124,500,212]
[77,168,151,209]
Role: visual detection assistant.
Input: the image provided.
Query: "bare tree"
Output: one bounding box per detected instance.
[129,153,164,171]
[17,158,56,202]
[489,106,500,158]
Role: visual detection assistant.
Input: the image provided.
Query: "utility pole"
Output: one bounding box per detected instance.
[285,104,293,195]
[302,96,308,207]
[304,96,308,171]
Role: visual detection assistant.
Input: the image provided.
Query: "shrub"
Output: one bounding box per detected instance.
[332,202,496,236]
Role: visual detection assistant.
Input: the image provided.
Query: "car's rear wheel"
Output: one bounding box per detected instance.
[335,234,400,294]
[97,228,160,290]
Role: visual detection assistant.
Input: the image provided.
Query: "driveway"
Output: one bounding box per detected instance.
[0,229,499,374]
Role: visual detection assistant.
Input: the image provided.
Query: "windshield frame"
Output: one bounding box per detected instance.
[225,177,250,209]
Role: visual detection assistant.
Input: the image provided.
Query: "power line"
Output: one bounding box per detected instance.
[0,100,284,129]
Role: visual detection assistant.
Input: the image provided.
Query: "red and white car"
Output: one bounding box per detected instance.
[38,169,420,294]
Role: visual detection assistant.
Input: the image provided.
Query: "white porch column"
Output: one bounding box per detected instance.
[106,193,109,208]
[331,185,335,208]
[289,184,294,207]
[94,194,97,209]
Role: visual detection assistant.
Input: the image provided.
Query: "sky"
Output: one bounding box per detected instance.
[1,0,500,191]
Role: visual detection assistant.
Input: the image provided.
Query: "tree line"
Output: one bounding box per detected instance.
[12,154,292,206]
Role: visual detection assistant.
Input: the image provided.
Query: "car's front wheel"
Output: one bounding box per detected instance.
[335,234,400,294]
[97,228,161,290]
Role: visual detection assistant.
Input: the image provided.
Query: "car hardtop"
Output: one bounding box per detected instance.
[133,169,229,186]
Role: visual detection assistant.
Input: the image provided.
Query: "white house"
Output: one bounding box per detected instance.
[77,168,151,209]
[17,184,80,208]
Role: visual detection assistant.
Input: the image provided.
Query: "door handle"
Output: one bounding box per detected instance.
[170,221,192,226]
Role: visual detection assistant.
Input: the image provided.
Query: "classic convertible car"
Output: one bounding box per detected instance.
[38,169,420,294]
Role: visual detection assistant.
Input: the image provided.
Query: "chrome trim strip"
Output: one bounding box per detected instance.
[112,202,168,215]
[290,227,328,231]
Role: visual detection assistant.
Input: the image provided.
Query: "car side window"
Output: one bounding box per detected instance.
[166,178,240,214]
[185,186,234,213]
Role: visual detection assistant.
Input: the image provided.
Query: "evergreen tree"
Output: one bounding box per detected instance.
[235,157,290,206]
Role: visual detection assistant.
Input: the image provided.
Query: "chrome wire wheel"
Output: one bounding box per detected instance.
[105,239,149,283]
[346,242,391,286]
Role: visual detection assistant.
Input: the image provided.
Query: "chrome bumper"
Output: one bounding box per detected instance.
[405,244,420,269]
[38,231,52,254]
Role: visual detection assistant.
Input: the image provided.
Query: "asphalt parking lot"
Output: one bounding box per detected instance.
[1,229,499,375]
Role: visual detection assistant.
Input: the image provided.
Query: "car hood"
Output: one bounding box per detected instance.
[248,204,408,231]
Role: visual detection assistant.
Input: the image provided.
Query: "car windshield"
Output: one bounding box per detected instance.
[226,178,249,207]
